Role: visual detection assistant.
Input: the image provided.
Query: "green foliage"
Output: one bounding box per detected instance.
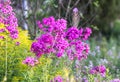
[22,56,65,82]
[112,19,120,36]
[0,26,32,81]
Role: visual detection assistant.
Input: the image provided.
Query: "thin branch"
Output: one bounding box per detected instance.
[65,0,72,19]
[58,0,62,18]
[71,0,81,9]
[80,13,97,27]
[61,2,66,10]
[89,13,97,24]
[33,0,37,38]
[80,0,91,12]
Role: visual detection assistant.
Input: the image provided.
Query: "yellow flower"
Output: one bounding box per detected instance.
[69,75,75,82]
[14,27,32,49]
[0,23,5,29]
[63,67,69,78]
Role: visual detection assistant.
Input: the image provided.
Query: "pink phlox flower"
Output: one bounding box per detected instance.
[73,8,78,13]
[51,76,63,82]
[23,57,38,66]
[89,65,106,77]
[66,27,79,40]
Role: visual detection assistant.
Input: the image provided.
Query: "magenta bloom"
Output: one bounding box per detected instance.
[73,8,78,13]
[56,18,67,30]
[36,21,43,30]
[89,65,106,77]
[31,33,54,57]
[15,42,20,46]
[67,41,90,60]
[52,18,67,34]
[23,57,38,66]
[66,27,79,40]
[54,38,69,58]
[55,38,68,51]
[31,41,45,58]
[99,65,106,77]
[83,27,92,40]
[56,51,63,58]
[42,16,55,26]
[0,0,18,39]
[89,68,97,74]
[0,28,5,33]
[34,16,92,60]
[38,33,53,44]
[51,76,63,82]
[0,36,4,39]
[79,28,83,36]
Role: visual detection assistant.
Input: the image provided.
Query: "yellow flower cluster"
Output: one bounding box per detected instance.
[14,28,32,49]
[0,23,5,29]
[0,24,32,51]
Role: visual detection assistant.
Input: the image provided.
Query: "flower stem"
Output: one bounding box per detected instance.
[3,38,8,82]
[5,38,7,80]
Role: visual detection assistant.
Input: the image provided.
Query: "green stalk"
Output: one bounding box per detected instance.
[2,38,7,82]
[5,38,7,82]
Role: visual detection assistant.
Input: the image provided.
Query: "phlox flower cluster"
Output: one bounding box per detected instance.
[23,57,38,66]
[51,76,63,82]
[89,65,106,77]
[67,40,90,60]
[0,0,18,39]
[15,42,20,46]
[31,33,54,57]
[31,16,92,60]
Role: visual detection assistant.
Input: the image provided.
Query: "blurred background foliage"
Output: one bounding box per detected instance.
[11,0,120,39]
